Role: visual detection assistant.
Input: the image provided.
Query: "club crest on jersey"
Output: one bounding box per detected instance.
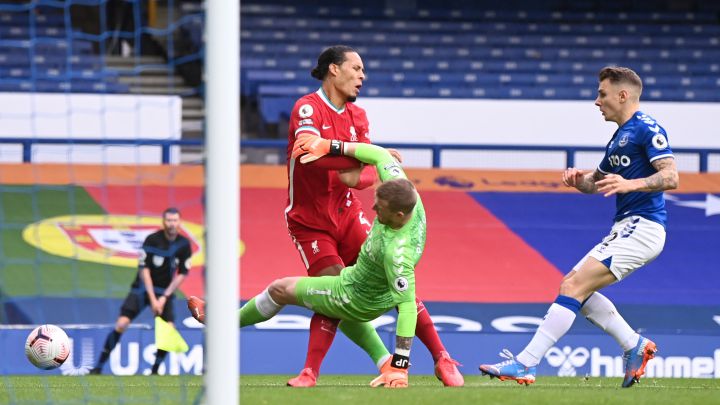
[394,276,409,292]
[383,162,402,178]
[298,104,314,118]
[152,255,165,267]
[349,126,358,141]
[618,134,629,147]
[652,134,669,150]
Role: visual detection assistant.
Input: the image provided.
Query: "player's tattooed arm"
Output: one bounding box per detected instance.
[396,336,413,351]
[576,170,604,194]
[642,157,679,191]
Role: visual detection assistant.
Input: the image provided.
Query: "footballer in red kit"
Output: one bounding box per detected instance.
[280,45,463,388]
[285,89,375,275]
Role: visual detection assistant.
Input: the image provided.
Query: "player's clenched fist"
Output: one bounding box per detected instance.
[562,167,586,188]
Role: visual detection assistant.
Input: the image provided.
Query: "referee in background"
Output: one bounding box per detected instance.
[90,207,193,375]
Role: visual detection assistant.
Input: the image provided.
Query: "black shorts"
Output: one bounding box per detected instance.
[120,292,175,322]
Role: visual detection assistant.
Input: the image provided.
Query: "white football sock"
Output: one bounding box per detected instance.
[256,288,283,318]
[516,303,577,367]
[376,354,392,370]
[581,292,639,352]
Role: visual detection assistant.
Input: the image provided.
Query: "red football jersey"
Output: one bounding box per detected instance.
[285,88,371,230]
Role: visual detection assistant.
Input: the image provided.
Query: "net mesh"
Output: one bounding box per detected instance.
[0,1,205,403]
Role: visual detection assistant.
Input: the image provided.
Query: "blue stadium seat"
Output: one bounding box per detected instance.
[232,0,720,113]
[259,95,299,123]
[0,79,124,93]
[0,79,31,91]
[0,26,65,39]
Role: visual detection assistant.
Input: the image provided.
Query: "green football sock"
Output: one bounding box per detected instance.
[239,297,268,327]
[339,320,390,366]
[239,289,284,327]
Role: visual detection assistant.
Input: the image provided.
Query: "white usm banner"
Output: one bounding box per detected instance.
[0,93,182,164]
[356,98,720,170]
[3,326,719,378]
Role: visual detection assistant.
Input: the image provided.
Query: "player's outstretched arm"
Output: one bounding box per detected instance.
[337,165,379,189]
[304,155,363,170]
[292,134,403,182]
[370,301,415,389]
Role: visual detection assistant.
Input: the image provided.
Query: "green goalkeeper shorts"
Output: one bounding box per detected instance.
[295,276,382,322]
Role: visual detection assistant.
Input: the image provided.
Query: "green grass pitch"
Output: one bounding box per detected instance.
[1,375,719,404]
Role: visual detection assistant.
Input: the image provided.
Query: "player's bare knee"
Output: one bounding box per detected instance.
[558,279,582,300]
[267,279,283,298]
[268,278,292,304]
[560,280,594,302]
[115,318,130,333]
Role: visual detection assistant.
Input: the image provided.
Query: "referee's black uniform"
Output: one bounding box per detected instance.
[90,215,193,375]
[122,230,193,322]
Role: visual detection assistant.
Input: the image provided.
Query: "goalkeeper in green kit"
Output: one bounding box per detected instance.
[189,134,427,388]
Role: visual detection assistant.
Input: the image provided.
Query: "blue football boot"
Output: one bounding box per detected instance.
[479,349,536,386]
[622,336,657,388]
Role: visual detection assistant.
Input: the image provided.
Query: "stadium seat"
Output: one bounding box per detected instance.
[223,0,720,122]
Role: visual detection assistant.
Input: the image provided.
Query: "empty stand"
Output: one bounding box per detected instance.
[183,1,720,124]
[0,5,129,94]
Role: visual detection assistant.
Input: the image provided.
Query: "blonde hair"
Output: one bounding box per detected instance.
[376,179,417,214]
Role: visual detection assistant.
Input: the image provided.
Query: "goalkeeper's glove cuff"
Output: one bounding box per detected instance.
[329,139,344,156]
[391,353,410,370]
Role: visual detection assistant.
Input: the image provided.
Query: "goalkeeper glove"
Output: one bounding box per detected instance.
[370,354,409,388]
[291,134,344,164]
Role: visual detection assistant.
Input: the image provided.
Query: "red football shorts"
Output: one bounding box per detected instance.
[288,209,373,276]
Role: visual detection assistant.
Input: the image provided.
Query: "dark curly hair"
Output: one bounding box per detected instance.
[311,45,357,80]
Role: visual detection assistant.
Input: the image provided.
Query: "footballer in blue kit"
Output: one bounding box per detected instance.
[598,111,674,227]
[480,66,679,388]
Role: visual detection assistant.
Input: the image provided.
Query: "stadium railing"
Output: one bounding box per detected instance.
[1,138,718,172]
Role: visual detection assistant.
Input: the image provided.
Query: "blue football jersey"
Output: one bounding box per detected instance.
[597,111,674,227]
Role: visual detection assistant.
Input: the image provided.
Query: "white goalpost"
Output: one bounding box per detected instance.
[204,0,240,403]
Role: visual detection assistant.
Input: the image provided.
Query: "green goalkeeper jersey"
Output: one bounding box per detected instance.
[338,145,424,333]
[293,144,421,336]
[339,196,424,318]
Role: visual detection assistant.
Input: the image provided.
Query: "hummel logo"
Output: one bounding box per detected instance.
[322,124,332,130]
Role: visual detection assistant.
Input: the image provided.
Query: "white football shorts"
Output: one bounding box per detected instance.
[573,216,666,281]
